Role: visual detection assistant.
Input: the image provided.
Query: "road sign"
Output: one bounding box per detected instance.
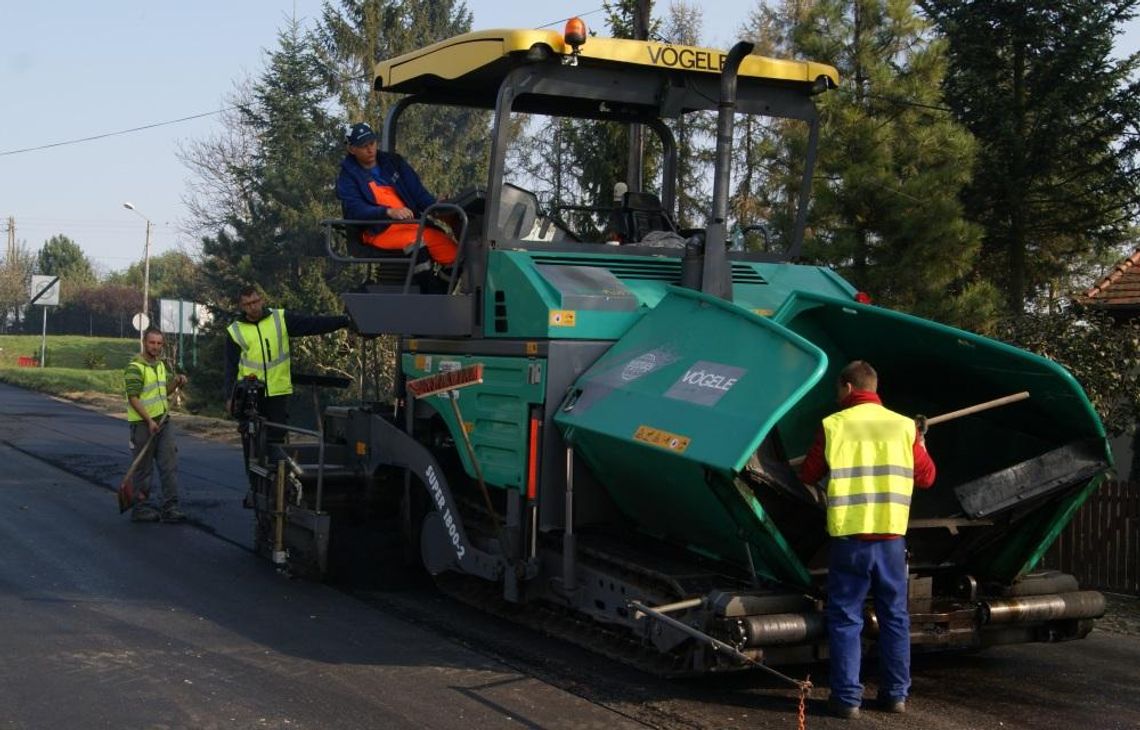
[29,275,60,306]
[132,313,150,332]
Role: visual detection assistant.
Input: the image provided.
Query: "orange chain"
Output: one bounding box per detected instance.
[797,674,812,730]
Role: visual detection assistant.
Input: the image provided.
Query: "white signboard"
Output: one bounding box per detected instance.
[160,299,209,334]
[29,275,60,306]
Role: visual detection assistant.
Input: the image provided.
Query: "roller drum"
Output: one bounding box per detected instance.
[736,612,826,647]
[982,591,1105,625]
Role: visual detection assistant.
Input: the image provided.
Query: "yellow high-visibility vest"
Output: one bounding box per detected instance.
[823,402,916,536]
[227,309,292,396]
[126,357,168,423]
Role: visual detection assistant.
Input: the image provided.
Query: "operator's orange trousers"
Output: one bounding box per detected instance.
[363,182,457,265]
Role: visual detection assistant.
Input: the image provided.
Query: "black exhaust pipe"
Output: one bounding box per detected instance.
[701,41,753,302]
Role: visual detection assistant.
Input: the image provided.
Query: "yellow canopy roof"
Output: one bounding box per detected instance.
[375,28,839,98]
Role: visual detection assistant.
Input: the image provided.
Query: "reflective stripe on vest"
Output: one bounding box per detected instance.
[227,309,292,397]
[823,402,915,536]
[126,359,168,422]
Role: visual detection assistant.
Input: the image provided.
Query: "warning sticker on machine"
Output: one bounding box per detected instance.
[549,310,577,327]
[664,360,745,406]
[633,425,691,453]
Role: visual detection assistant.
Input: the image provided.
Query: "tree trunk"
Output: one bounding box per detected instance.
[1007,35,1028,312]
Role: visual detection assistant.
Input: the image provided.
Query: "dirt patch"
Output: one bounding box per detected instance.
[61,391,239,445]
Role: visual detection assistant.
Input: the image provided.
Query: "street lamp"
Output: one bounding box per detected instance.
[122,202,152,346]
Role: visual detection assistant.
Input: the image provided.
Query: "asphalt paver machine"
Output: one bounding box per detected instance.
[245,24,1111,675]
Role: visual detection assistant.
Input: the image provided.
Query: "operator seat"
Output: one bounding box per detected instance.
[620,191,678,242]
[497,183,539,239]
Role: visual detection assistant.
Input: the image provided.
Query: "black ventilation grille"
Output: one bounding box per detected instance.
[493,290,508,332]
[530,254,767,285]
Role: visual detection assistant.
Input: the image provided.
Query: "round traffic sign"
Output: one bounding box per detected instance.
[132,313,151,332]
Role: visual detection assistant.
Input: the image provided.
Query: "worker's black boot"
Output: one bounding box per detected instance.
[827,697,861,719]
[878,695,906,713]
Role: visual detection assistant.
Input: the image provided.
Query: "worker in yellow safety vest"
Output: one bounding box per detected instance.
[223,285,352,437]
[797,360,936,719]
[124,327,188,523]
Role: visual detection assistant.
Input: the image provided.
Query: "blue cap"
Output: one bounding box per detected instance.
[346,122,377,146]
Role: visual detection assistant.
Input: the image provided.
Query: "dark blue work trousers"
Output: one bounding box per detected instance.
[826,536,910,708]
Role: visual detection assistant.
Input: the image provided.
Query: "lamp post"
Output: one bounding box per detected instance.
[122,202,152,346]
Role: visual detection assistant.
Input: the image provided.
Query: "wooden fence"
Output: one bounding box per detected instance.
[1041,480,1140,595]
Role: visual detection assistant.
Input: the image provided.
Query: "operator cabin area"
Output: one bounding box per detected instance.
[326,21,843,341]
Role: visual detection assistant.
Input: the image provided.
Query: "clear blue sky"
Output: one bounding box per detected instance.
[2,1,1138,276]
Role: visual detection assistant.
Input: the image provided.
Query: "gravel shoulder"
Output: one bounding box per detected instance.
[59,391,240,444]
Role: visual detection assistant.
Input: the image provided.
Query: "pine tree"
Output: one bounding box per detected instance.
[317,0,486,196]
[663,1,715,229]
[194,17,349,384]
[754,0,997,329]
[921,1,1140,313]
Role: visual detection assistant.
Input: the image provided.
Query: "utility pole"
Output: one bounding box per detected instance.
[123,202,154,347]
[4,216,14,261]
[142,218,152,338]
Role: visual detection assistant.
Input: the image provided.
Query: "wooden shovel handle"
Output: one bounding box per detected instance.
[787,391,1031,468]
[925,391,1029,426]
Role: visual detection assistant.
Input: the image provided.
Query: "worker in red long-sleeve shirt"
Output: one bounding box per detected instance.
[797,360,935,720]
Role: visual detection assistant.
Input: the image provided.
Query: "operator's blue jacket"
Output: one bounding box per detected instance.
[335,152,437,228]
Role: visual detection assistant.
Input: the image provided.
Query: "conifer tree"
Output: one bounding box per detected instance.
[754,0,998,329]
[920,1,1140,313]
[195,17,349,383]
[317,0,486,196]
[664,1,715,229]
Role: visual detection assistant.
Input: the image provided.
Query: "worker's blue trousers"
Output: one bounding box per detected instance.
[826,536,910,708]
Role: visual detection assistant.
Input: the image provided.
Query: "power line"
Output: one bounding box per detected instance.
[0,7,627,162]
[835,88,953,114]
[534,7,607,29]
[0,108,234,158]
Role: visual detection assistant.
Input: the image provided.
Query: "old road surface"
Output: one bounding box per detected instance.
[2,381,1140,729]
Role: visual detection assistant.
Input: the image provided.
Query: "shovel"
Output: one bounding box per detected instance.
[117,378,184,513]
[117,417,168,513]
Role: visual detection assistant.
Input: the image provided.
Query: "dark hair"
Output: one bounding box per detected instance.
[143,326,164,340]
[237,285,261,301]
[838,360,877,392]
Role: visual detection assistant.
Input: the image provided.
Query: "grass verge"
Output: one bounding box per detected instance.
[0,334,137,370]
[0,367,123,396]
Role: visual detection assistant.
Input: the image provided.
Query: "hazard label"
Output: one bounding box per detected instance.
[633,425,691,454]
[549,310,577,327]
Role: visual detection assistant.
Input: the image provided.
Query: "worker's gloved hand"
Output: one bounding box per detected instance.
[914,415,928,436]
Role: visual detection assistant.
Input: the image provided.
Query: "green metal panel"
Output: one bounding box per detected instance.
[402,352,545,491]
[485,251,650,340]
[484,250,859,341]
[555,287,827,585]
[732,262,857,317]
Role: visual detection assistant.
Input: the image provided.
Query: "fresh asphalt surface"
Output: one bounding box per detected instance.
[1,381,1139,728]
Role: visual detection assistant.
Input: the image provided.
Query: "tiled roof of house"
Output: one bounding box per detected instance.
[1084,248,1140,308]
